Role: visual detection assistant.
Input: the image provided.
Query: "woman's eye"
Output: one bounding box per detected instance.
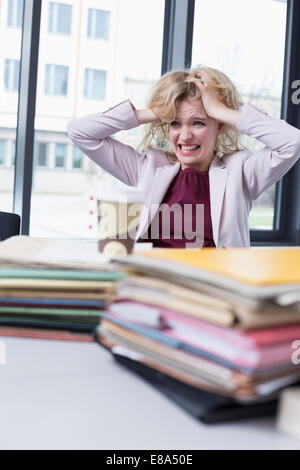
[194,121,205,126]
[170,121,179,126]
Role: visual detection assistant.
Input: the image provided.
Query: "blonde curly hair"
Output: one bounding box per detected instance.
[137,65,245,161]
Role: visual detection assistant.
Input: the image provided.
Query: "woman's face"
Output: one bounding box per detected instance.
[169,98,224,171]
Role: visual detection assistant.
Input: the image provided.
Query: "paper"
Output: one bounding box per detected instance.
[37,239,109,265]
[0,236,111,269]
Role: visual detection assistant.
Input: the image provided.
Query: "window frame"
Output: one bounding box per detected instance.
[162,0,300,246]
[250,0,300,245]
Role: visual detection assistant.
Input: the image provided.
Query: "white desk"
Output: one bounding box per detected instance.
[0,336,300,450]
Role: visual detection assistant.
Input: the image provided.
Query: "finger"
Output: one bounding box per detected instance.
[194,74,206,84]
[185,77,205,85]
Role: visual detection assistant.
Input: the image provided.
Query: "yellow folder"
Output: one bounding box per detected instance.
[140,248,300,286]
[115,248,300,308]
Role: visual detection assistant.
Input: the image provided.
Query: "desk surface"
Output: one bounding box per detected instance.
[0,336,300,450]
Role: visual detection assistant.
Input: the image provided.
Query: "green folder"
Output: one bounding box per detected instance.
[0,267,124,281]
[0,306,104,317]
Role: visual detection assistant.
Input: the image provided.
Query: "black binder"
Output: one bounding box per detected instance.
[110,350,278,424]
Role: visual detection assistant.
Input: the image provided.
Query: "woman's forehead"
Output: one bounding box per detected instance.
[175,98,207,119]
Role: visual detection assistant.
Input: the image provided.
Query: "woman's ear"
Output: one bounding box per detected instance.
[216,122,225,134]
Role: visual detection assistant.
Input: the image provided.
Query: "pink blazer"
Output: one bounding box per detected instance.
[67,100,300,247]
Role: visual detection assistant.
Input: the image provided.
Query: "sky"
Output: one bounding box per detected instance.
[192,0,287,97]
[116,0,287,98]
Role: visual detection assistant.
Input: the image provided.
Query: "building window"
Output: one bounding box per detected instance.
[45,64,68,95]
[73,146,83,169]
[7,0,23,28]
[35,142,48,167]
[48,2,72,35]
[84,69,106,100]
[87,8,110,40]
[0,140,6,165]
[11,140,16,166]
[4,59,20,91]
[55,143,66,168]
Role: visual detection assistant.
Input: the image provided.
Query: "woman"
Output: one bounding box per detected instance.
[67,66,300,248]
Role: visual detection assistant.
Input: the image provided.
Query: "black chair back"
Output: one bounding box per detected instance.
[0,211,21,241]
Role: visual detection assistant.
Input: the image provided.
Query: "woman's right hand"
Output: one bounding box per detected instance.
[133,107,160,124]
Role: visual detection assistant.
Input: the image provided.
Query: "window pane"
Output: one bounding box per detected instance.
[57,4,72,34]
[7,0,23,28]
[0,140,6,165]
[192,0,287,230]
[35,142,48,167]
[48,2,54,32]
[87,8,110,40]
[84,69,106,100]
[14,60,20,90]
[30,0,164,238]
[4,59,20,91]
[11,140,16,165]
[45,64,68,95]
[73,146,83,169]
[0,0,23,212]
[48,2,72,35]
[55,143,66,168]
[55,65,68,94]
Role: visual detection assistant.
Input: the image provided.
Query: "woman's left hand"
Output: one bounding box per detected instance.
[185,74,241,127]
[185,75,227,120]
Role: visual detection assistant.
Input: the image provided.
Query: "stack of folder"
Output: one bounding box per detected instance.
[96,248,300,422]
[0,236,124,341]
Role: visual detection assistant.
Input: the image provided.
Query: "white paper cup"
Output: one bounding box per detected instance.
[97,187,145,256]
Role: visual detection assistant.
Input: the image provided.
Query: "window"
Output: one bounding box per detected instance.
[55,143,66,168]
[6,0,300,243]
[87,9,110,40]
[11,140,16,166]
[30,0,165,238]
[48,2,72,35]
[4,59,20,91]
[84,69,106,100]
[45,64,68,95]
[7,0,23,28]
[192,0,287,231]
[73,146,83,169]
[35,142,48,167]
[0,140,6,165]
[1,1,23,212]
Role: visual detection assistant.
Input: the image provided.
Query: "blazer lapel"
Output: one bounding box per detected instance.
[209,156,228,247]
[137,163,180,239]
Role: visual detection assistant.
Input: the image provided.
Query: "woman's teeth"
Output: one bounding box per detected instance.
[179,144,200,151]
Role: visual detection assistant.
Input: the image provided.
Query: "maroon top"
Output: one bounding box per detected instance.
[138,168,215,248]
